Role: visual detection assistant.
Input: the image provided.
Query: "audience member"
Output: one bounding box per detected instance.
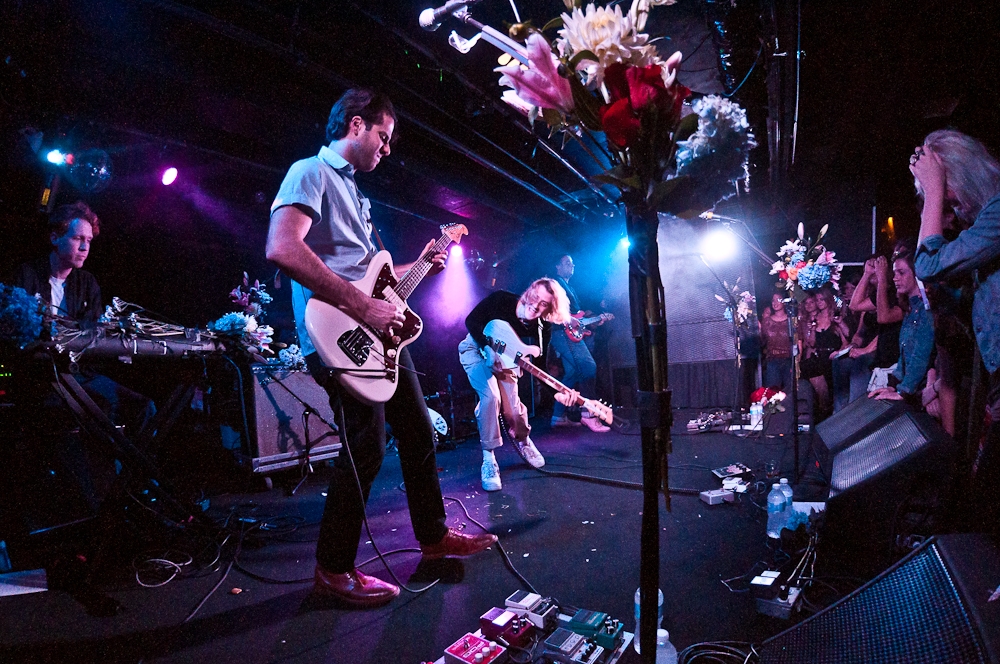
[760,290,793,390]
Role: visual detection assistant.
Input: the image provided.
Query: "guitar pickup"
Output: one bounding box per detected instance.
[338,327,374,367]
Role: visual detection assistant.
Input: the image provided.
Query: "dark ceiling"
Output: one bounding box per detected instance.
[2,0,999,326]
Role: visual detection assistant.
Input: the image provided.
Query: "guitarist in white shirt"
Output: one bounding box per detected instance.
[266,88,496,609]
[550,255,611,432]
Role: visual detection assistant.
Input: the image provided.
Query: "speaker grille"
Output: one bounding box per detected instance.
[829,414,928,498]
[760,543,985,663]
[816,396,898,452]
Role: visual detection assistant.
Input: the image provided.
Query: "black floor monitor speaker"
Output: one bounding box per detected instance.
[815,395,907,453]
[822,406,956,575]
[759,534,1000,663]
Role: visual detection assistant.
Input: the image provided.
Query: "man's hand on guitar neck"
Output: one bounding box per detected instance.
[394,240,447,277]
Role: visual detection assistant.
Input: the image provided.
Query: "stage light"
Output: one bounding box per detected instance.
[161,167,178,186]
[700,228,737,262]
[46,149,65,165]
[450,244,464,258]
[619,237,630,249]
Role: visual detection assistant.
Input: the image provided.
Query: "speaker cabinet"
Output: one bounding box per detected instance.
[816,395,907,453]
[759,534,1000,663]
[231,366,340,474]
[821,406,956,575]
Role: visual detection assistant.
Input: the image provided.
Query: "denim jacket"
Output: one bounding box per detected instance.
[915,194,1000,373]
[892,295,935,395]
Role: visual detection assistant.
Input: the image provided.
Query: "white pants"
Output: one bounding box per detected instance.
[458,334,531,450]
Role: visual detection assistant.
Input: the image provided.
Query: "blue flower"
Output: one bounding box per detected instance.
[210,312,250,335]
[797,264,831,291]
[0,284,44,348]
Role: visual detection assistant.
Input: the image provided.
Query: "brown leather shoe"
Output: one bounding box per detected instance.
[420,528,498,560]
[313,566,399,608]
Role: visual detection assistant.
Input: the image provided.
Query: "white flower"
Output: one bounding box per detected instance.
[629,0,677,33]
[777,239,805,257]
[245,316,258,333]
[501,89,534,116]
[557,3,650,88]
[770,260,785,275]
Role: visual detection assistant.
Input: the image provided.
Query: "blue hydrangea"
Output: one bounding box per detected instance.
[0,284,44,348]
[723,307,734,323]
[210,312,249,335]
[797,263,831,291]
[790,251,805,264]
[675,95,756,207]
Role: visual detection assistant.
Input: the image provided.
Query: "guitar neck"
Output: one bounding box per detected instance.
[395,233,453,301]
[514,356,582,407]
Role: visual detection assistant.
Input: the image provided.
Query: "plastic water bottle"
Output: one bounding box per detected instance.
[766,483,786,538]
[633,587,664,654]
[656,629,678,664]
[779,478,794,508]
[750,402,763,428]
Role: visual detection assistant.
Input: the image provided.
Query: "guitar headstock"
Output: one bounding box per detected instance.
[441,223,469,244]
[584,399,613,425]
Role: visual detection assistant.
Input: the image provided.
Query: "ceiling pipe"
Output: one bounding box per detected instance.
[352,2,617,208]
[143,0,575,223]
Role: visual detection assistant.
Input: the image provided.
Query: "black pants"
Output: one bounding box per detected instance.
[306,349,448,573]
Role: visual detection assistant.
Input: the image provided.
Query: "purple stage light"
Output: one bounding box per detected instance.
[161,167,178,186]
[450,244,464,257]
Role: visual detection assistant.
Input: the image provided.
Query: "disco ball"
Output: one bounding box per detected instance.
[68,148,113,193]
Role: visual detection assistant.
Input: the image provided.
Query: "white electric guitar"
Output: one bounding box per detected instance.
[305,223,468,404]
[483,319,622,430]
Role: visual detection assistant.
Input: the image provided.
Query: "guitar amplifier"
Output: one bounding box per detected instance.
[229,365,341,474]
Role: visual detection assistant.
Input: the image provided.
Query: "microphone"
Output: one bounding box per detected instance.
[700,211,740,222]
[419,0,476,31]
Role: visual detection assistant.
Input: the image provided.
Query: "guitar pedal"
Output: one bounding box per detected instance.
[480,607,534,648]
[505,590,557,629]
[565,609,623,651]
[542,627,604,664]
[444,633,506,664]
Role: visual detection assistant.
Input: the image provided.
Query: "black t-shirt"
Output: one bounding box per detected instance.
[465,290,543,349]
[872,319,902,369]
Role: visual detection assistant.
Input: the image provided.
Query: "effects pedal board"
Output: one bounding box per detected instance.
[505,590,558,629]
[542,627,605,664]
[480,607,534,648]
[564,609,624,651]
[444,633,506,664]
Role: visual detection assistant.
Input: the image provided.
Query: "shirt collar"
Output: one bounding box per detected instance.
[318,145,356,178]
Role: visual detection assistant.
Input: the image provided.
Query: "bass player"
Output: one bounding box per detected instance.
[550,254,611,432]
[265,88,496,609]
[459,279,574,491]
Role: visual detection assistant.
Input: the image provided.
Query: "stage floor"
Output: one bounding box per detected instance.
[0,411,829,663]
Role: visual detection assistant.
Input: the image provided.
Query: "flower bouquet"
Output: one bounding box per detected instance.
[495,0,754,217]
[750,386,786,414]
[209,274,274,357]
[714,278,755,327]
[769,223,842,298]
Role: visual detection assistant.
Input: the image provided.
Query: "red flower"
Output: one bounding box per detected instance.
[779,270,788,280]
[795,261,807,269]
[599,62,690,149]
[600,98,641,149]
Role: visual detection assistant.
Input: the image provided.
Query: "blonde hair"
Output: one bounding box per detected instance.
[524,278,572,325]
[919,129,1000,222]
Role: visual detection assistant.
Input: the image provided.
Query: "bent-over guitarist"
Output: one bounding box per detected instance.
[459,279,574,491]
[265,88,496,610]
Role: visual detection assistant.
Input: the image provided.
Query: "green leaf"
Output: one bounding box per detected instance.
[568,75,603,132]
[569,49,599,68]
[649,177,686,211]
[673,112,699,144]
[542,17,564,32]
[541,107,563,127]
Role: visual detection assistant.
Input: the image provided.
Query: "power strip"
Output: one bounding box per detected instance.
[756,586,802,619]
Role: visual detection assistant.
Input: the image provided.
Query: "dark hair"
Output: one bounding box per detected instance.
[325,89,396,142]
[50,201,100,237]
[891,238,916,272]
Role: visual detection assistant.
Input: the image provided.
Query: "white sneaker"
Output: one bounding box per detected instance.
[481,458,502,491]
[515,438,545,469]
[581,415,611,433]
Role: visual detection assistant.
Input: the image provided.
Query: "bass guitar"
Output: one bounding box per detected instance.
[564,311,614,343]
[483,319,624,431]
[305,223,468,404]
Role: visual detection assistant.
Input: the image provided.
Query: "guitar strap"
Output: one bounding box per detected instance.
[370,224,387,252]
